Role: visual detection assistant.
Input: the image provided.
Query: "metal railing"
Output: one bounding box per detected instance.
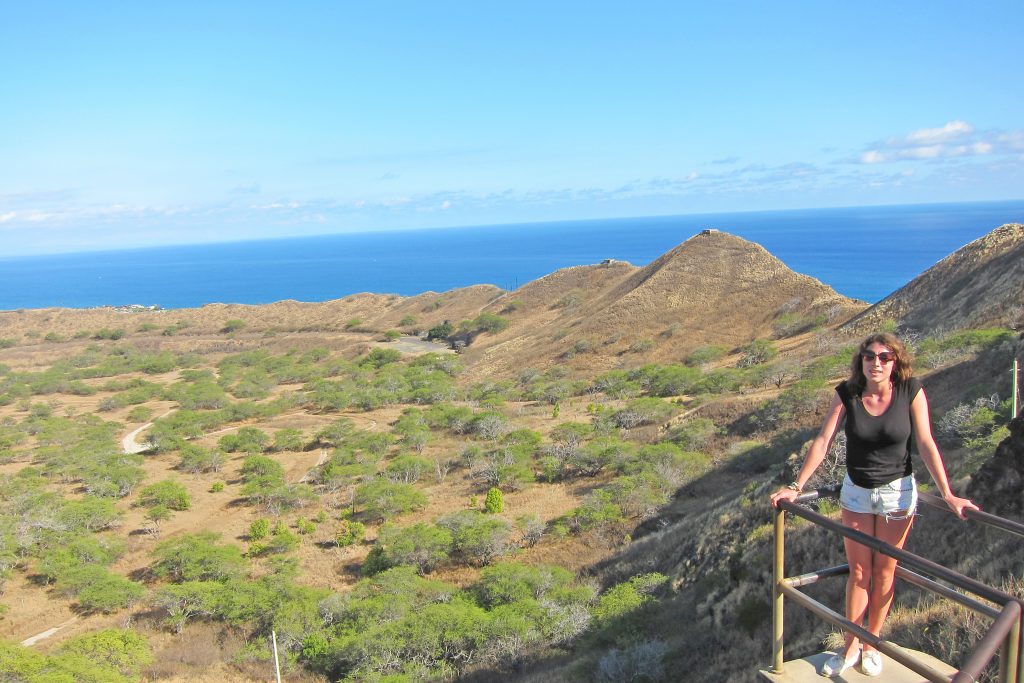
[772,485,1024,683]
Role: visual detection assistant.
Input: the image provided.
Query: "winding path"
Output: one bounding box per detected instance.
[121,409,176,454]
[20,617,78,647]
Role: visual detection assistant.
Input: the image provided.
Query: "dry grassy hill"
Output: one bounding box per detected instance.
[845,222,1024,334]
[0,225,1021,683]
[461,231,864,379]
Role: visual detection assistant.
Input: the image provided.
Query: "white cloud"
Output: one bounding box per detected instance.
[906,120,972,144]
[904,145,942,159]
[0,212,15,223]
[854,120,1024,164]
[441,200,451,209]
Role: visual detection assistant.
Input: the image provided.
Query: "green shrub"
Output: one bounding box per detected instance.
[138,479,191,511]
[219,427,270,453]
[126,405,153,422]
[77,571,145,613]
[437,510,513,566]
[152,532,247,582]
[60,628,153,678]
[592,572,668,622]
[336,519,366,547]
[427,321,454,341]
[250,518,271,540]
[737,338,777,367]
[484,487,504,514]
[360,347,402,368]
[221,319,247,333]
[270,428,304,452]
[685,344,728,367]
[629,339,656,353]
[356,480,428,522]
[375,523,453,573]
[93,328,126,341]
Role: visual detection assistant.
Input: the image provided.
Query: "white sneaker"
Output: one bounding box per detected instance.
[860,649,883,676]
[820,650,859,677]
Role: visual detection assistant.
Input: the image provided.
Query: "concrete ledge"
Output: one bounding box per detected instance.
[758,649,956,682]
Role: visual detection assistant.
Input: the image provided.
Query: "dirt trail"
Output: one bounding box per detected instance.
[121,408,176,454]
[20,617,78,647]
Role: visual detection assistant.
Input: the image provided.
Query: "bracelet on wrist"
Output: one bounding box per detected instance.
[786,482,803,493]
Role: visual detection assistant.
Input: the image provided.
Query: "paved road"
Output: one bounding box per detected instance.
[391,336,454,355]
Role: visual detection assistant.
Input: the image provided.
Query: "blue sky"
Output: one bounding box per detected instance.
[2,1,1022,256]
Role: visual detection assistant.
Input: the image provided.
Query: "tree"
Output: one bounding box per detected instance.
[611,397,675,429]
[151,580,225,633]
[385,455,431,484]
[427,321,454,341]
[336,519,366,547]
[152,532,247,582]
[484,487,504,514]
[271,428,304,452]
[178,443,223,474]
[438,511,513,566]
[360,347,402,368]
[65,567,144,613]
[219,427,270,453]
[145,505,172,537]
[474,562,575,608]
[356,479,427,522]
[138,479,191,511]
[59,629,153,679]
[376,523,453,574]
[249,518,271,540]
[240,454,285,480]
[737,338,778,367]
[221,319,247,334]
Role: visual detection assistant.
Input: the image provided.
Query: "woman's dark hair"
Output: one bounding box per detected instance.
[846,332,913,393]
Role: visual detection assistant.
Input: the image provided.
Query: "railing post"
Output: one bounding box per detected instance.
[1003,613,1019,683]
[772,504,785,673]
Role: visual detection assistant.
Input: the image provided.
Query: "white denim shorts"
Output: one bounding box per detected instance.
[840,473,917,520]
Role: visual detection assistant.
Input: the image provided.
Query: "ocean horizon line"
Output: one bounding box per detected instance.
[1,199,1022,311]
[2,198,1022,262]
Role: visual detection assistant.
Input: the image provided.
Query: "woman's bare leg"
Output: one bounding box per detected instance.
[864,512,914,650]
[841,509,876,657]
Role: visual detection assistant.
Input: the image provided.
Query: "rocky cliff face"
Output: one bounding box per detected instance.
[968,413,1024,519]
[845,223,1024,335]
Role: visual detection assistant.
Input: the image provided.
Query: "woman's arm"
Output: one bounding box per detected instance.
[770,392,845,507]
[911,388,979,519]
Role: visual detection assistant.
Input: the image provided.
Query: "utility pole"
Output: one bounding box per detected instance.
[272,630,282,683]
[1013,358,1020,419]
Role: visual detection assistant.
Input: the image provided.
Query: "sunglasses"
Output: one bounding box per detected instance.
[861,350,895,364]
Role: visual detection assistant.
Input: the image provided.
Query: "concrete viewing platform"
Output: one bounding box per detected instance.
[759,649,957,682]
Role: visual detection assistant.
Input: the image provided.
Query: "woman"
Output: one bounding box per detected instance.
[770,333,978,677]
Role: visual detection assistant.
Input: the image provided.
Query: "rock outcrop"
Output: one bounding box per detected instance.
[967,414,1024,519]
[845,223,1024,335]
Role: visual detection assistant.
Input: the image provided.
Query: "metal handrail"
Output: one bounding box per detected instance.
[772,486,1023,683]
[918,491,1024,539]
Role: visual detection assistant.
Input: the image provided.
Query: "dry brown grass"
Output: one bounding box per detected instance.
[3,229,1018,681]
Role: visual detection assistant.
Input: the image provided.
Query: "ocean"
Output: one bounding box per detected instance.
[1,200,1022,311]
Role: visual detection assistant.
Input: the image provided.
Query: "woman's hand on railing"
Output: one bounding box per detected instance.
[769,486,800,508]
[942,492,979,519]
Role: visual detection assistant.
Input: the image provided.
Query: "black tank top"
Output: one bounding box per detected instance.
[836,377,922,488]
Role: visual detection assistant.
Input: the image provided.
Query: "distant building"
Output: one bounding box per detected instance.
[699,228,719,236]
